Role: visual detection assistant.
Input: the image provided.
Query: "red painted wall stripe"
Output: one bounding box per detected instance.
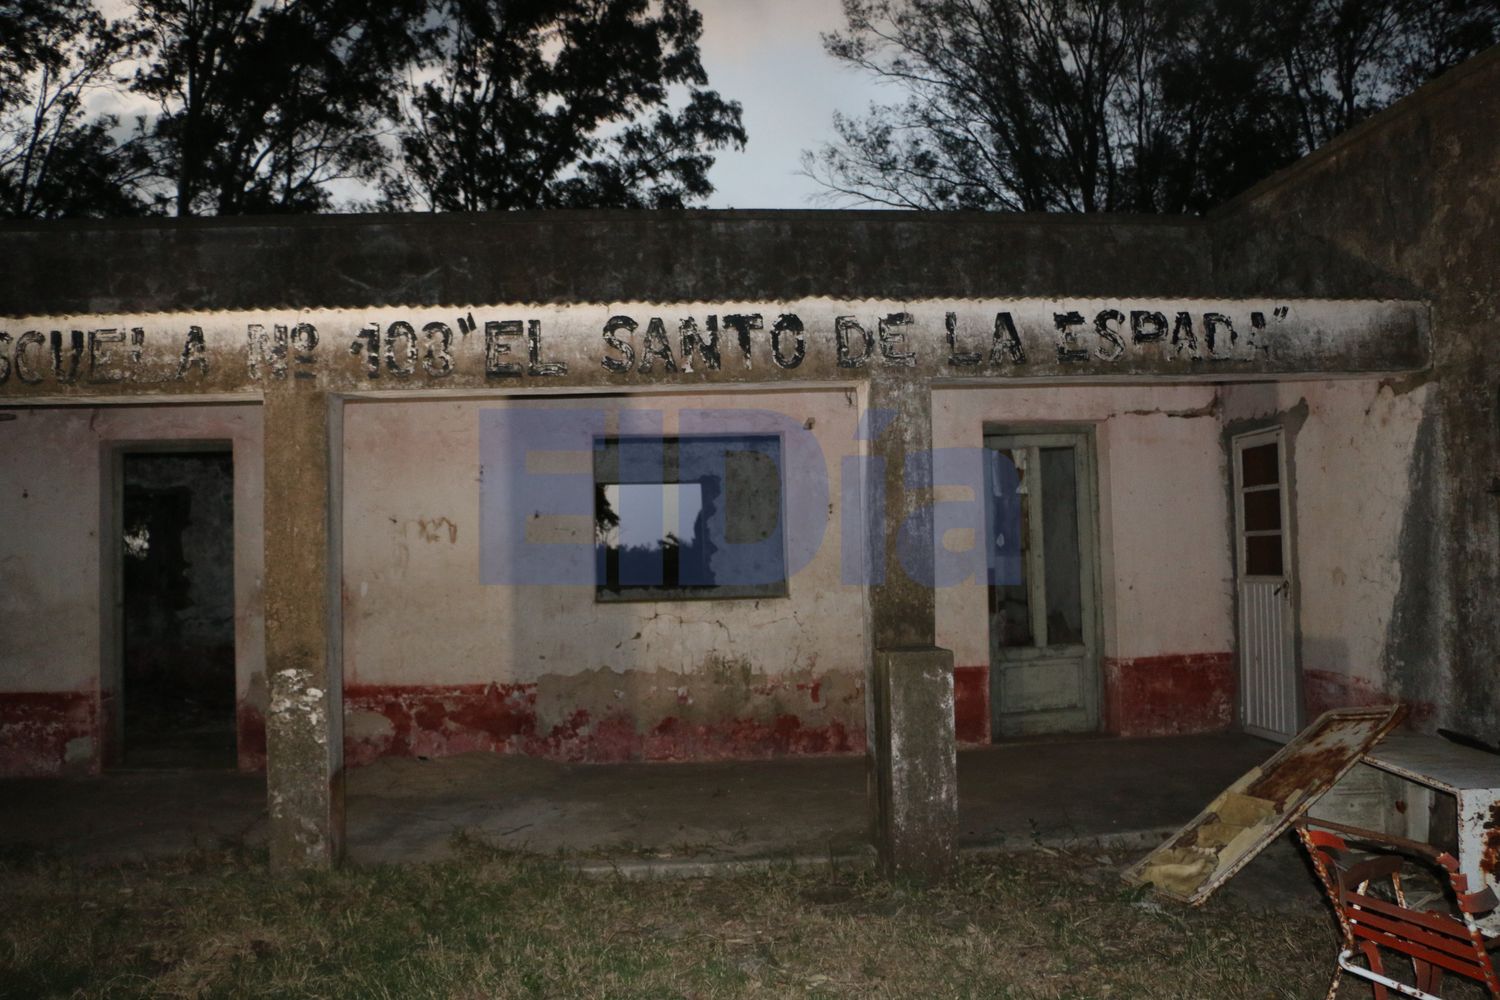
[341,683,866,766]
[953,665,989,743]
[1302,669,1433,727]
[236,701,267,773]
[0,692,99,777]
[1102,653,1236,738]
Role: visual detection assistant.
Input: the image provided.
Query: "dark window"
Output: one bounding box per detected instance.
[1239,438,1285,577]
[594,435,787,601]
[1245,534,1284,576]
[1242,489,1282,532]
[990,449,1033,648]
[1039,447,1084,646]
[1240,442,1279,488]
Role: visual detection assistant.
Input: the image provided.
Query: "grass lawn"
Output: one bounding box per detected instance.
[1,839,1350,999]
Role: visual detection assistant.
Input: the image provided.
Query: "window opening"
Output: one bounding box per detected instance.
[594,434,787,601]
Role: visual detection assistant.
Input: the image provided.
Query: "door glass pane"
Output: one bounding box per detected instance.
[1241,442,1279,487]
[990,449,1032,648]
[1040,447,1084,646]
[1245,534,1284,576]
[1242,488,1281,531]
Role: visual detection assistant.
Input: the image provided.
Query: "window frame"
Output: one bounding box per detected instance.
[592,432,790,603]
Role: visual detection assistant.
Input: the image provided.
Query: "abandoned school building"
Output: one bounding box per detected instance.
[0,48,1496,877]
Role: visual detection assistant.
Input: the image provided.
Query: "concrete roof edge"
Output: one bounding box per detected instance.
[1209,42,1500,221]
[0,206,1206,237]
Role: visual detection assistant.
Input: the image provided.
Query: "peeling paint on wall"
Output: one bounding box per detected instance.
[0,691,98,776]
[414,517,458,544]
[953,665,989,744]
[343,667,865,765]
[933,384,1237,695]
[342,392,865,768]
[0,404,265,777]
[1302,668,1434,726]
[1221,378,1434,734]
[1102,654,1236,738]
[0,299,1429,399]
[236,699,267,771]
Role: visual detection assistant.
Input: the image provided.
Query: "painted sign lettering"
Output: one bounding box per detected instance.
[0,299,1427,394]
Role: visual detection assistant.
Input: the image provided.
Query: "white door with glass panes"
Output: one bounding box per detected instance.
[985,431,1100,737]
[1232,428,1299,740]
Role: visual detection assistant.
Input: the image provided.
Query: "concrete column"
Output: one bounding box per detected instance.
[262,387,344,869]
[865,371,957,882]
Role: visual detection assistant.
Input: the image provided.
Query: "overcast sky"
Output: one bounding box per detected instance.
[694,0,876,208]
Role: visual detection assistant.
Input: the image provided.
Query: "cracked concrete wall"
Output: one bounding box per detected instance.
[0,404,264,775]
[934,384,1232,665]
[340,390,867,762]
[1219,378,1436,722]
[932,384,1235,739]
[0,213,1213,316]
[1210,46,1500,733]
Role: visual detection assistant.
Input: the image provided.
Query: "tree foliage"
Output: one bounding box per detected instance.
[806,0,1500,213]
[390,0,746,211]
[0,0,151,218]
[129,0,430,216]
[0,0,744,217]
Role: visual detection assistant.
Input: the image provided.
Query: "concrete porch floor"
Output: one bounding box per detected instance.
[1,732,1278,869]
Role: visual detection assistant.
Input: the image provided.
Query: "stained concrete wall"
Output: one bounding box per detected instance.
[340,390,868,763]
[1209,45,1500,732]
[0,213,1214,315]
[0,404,264,775]
[933,385,1235,741]
[1219,377,1436,723]
[340,382,1252,759]
[2,66,1487,780]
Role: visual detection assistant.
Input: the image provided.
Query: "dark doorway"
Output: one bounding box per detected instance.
[120,450,236,768]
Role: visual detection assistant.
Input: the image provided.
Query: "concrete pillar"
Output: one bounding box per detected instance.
[262,387,344,869]
[865,371,957,882]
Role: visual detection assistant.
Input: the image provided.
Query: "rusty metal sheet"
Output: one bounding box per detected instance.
[1122,705,1406,905]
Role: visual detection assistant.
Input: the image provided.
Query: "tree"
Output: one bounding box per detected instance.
[1127,0,1303,213]
[130,0,429,215]
[806,0,1500,213]
[390,0,746,211]
[1269,0,1500,151]
[0,0,153,218]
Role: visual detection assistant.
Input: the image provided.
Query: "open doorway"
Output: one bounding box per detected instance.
[117,448,236,768]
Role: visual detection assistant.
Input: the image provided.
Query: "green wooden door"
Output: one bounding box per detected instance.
[985,431,1100,737]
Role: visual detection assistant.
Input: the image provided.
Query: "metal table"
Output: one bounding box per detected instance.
[1354,733,1500,896]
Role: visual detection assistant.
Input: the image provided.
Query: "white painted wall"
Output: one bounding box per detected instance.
[932,385,1235,669]
[340,390,870,735]
[342,385,1237,713]
[1219,379,1430,698]
[0,404,264,714]
[0,377,1419,756]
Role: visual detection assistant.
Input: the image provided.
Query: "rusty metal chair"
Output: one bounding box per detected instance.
[1295,820,1500,999]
